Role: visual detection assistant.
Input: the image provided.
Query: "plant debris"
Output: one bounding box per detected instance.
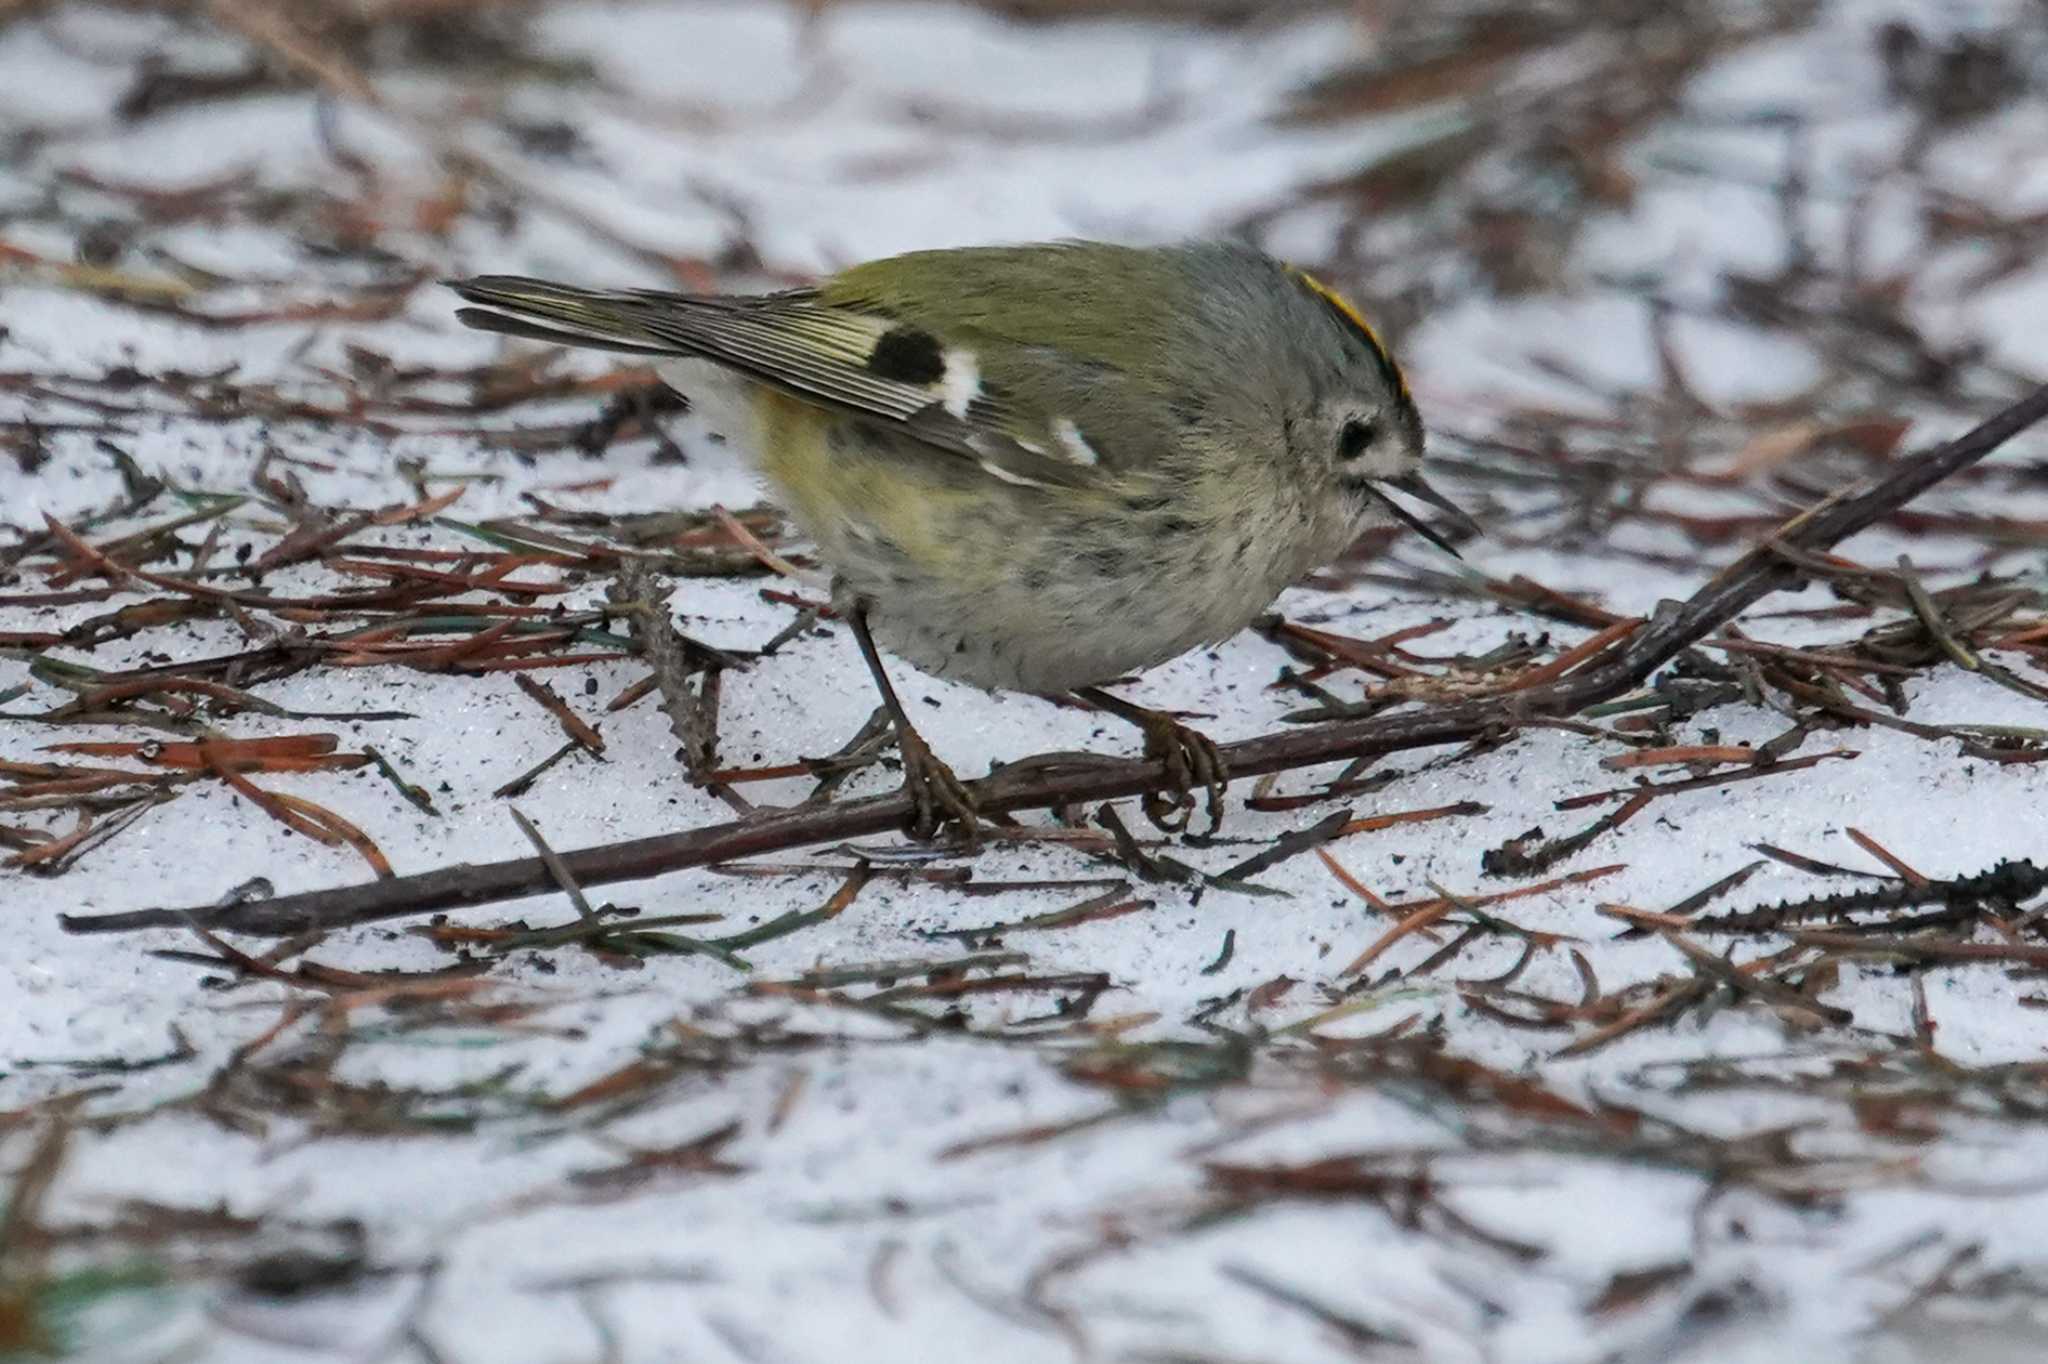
[6,2,2048,1361]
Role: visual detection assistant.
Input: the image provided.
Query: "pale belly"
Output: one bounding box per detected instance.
[814,469,1347,696]
[852,543,1274,695]
[660,369,1352,696]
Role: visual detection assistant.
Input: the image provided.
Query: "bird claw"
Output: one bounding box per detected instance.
[894,725,978,844]
[1133,713,1228,834]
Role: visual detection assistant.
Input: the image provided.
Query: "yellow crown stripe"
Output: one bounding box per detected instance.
[1289,267,1409,402]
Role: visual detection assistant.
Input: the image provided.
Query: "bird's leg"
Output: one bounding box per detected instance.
[798,703,894,806]
[1073,686,1228,833]
[848,606,977,842]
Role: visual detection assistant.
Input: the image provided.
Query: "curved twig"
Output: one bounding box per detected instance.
[61,385,2048,937]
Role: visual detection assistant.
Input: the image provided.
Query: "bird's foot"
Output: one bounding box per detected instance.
[1121,706,1228,834]
[844,604,978,844]
[893,723,978,844]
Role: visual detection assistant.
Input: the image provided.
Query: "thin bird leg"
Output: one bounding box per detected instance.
[847,606,977,841]
[1073,686,1228,833]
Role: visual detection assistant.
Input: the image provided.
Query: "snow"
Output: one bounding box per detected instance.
[4,2,2048,1362]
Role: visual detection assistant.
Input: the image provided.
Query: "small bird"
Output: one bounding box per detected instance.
[448,240,1474,837]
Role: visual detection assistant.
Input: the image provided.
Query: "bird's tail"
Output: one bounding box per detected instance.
[445,276,686,356]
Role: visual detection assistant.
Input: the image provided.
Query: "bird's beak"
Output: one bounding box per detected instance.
[1367,472,1481,558]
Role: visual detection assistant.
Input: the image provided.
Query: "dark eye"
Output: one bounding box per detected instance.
[1338,418,1377,461]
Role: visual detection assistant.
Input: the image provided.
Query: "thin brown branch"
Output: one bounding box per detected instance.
[59,384,2048,937]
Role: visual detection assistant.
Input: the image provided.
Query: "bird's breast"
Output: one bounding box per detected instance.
[724,390,1351,695]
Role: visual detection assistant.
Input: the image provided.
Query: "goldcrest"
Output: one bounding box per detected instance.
[449,240,1473,836]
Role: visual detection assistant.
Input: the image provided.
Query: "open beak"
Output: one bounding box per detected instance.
[1366,472,1481,558]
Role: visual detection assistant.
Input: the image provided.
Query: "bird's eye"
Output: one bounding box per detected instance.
[1338,418,1377,461]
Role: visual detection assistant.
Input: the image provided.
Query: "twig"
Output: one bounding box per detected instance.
[59,385,2048,936]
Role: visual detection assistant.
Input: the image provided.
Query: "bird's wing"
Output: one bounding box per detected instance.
[447,276,1100,488]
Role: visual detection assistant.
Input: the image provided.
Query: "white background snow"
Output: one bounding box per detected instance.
[4,2,2048,1362]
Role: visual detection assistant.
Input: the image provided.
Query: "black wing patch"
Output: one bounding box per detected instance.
[447,275,1093,488]
[867,327,948,384]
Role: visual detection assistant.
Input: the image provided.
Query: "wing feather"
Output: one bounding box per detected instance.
[447,276,1083,486]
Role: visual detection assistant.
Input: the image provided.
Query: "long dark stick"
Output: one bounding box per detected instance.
[62,386,2048,938]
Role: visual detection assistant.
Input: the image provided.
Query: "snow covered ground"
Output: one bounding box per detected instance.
[4,2,2048,1361]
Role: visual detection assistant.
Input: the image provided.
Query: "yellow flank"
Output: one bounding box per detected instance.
[751,388,973,574]
[1290,268,1409,401]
